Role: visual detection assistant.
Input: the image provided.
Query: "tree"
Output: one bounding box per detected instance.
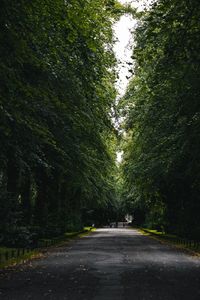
[0,0,119,245]
[121,0,200,238]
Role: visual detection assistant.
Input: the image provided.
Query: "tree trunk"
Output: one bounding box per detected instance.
[34,168,48,229]
[21,170,32,224]
[6,151,20,200]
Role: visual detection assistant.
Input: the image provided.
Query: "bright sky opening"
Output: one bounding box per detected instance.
[114,0,153,163]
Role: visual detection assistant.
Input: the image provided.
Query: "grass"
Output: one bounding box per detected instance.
[0,247,40,269]
[138,227,200,256]
[54,227,96,246]
[0,226,95,269]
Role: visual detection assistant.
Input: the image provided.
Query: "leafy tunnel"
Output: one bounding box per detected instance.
[0,0,199,247]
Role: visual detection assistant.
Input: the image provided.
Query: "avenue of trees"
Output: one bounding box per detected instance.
[121,0,200,239]
[0,0,123,246]
[0,0,199,247]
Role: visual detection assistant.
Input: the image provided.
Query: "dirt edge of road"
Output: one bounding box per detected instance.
[136,227,200,258]
[0,228,96,271]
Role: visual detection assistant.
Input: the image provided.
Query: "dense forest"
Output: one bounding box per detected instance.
[0,0,199,248]
[121,0,200,239]
[0,0,124,246]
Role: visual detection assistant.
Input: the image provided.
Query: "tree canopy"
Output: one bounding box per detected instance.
[120,0,200,239]
[0,0,200,246]
[0,0,120,246]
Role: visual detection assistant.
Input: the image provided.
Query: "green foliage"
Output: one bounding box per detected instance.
[0,0,118,245]
[121,0,200,239]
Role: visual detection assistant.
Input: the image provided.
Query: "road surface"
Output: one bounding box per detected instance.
[0,228,200,299]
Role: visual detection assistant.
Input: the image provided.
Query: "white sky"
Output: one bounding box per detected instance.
[116,151,124,164]
[114,0,153,163]
[113,15,136,98]
[113,0,153,98]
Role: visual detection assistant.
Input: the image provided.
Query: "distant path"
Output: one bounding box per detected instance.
[0,228,200,299]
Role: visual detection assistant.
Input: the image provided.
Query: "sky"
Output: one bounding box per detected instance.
[114,0,152,163]
[113,14,136,97]
[113,0,153,98]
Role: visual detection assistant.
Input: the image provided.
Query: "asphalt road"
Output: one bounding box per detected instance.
[0,228,200,300]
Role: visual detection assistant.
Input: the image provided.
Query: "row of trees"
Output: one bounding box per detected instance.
[120,0,200,239]
[0,0,121,246]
